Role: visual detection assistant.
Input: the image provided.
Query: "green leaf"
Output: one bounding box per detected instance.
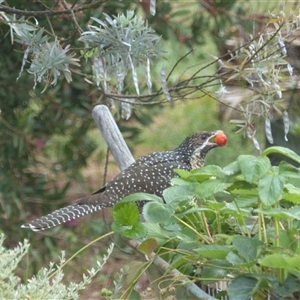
[191,165,225,178]
[195,179,232,198]
[112,202,147,239]
[258,173,285,205]
[229,180,257,192]
[195,244,231,259]
[262,146,300,165]
[283,183,300,203]
[238,155,271,183]
[174,168,192,179]
[121,192,163,203]
[259,254,300,273]
[180,206,215,214]
[176,165,227,183]
[210,259,233,269]
[254,208,297,220]
[142,202,174,223]
[201,265,228,282]
[272,275,300,297]
[143,223,171,245]
[162,183,198,204]
[169,254,198,272]
[232,236,262,262]
[226,251,245,265]
[205,200,226,210]
[138,238,158,256]
[279,161,300,178]
[113,202,140,226]
[170,177,192,186]
[234,194,258,207]
[255,207,300,222]
[278,229,300,253]
[223,161,241,176]
[175,227,200,243]
[112,221,146,239]
[284,183,300,194]
[228,275,259,300]
[288,206,300,220]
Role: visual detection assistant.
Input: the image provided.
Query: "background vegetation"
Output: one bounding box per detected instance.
[1,0,300,299]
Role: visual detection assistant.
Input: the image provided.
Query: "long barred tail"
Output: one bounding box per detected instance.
[21,203,101,231]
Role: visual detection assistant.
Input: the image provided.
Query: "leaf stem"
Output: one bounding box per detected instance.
[174,215,212,244]
[233,198,251,237]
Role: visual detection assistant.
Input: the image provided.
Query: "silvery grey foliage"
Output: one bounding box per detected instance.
[219,12,300,148]
[27,42,79,92]
[0,234,114,300]
[0,234,29,298]
[1,7,163,117]
[80,10,161,118]
[1,12,79,92]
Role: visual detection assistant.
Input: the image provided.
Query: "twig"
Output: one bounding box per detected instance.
[60,0,83,35]
[166,48,193,82]
[0,0,106,17]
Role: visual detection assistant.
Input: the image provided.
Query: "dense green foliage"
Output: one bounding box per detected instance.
[115,146,300,299]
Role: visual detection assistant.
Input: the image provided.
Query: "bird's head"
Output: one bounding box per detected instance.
[177,130,228,169]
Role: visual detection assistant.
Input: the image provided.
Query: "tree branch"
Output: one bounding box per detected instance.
[0,0,107,17]
[92,105,135,171]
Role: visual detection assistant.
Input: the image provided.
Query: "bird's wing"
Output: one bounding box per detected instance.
[81,151,190,205]
[92,184,107,195]
[101,159,190,200]
[90,152,178,196]
[132,151,184,167]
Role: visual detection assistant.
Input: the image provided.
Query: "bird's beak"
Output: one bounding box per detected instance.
[201,130,224,150]
[211,130,224,143]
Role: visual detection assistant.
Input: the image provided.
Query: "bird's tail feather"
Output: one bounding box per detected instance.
[22,201,102,231]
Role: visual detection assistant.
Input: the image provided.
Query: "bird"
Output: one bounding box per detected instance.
[22,130,227,231]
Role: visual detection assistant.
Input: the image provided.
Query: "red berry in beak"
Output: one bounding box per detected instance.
[214,132,228,146]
